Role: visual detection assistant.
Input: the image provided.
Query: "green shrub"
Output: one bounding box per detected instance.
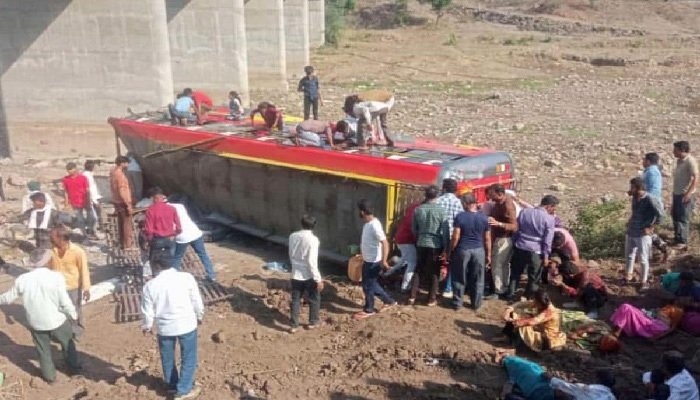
[570,200,627,260]
[324,0,357,46]
[417,0,452,26]
[394,0,410,25]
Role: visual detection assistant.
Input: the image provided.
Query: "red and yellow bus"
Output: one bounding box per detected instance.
[109,114,516,262]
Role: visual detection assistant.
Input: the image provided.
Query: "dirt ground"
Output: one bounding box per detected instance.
[1,0,700,399]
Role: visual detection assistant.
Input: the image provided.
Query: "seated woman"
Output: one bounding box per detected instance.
[228,91,245,120]
[501,289,567,352]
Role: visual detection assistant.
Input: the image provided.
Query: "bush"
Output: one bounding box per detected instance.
[418,0,452,26]
[324,0,355,46]
[570,200,627,260]
[394,0,410,26]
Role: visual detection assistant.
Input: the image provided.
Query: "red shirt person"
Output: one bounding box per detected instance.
[250,101,284,131]
[393,202,420,291]
[190,90,213,124]
[143,187,181,265]
[62,162,96,236]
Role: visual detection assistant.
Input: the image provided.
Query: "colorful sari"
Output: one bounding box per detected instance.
[610,303,683,338]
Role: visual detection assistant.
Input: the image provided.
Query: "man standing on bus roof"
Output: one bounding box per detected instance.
[354,199,397,320]
[436,178,464,299]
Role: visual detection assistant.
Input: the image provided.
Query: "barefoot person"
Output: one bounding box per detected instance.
[141,257,204,399]
[0,250,81,383]
[288,215,322,333]
[354,199,396,319]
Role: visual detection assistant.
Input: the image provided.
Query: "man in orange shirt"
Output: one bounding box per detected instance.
[49,225,90,338]
[110,156,134,249]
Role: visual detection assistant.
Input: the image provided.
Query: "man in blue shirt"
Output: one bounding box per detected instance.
[643,152,663,206]
[297,65,323,120]
[449,194,491,310]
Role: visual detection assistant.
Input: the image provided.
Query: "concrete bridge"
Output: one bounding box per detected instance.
[0,0,325,157]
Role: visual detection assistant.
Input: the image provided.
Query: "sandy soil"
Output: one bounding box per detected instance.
[1,0,700,399]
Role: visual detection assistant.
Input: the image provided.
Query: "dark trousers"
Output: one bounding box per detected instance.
[362,261,395,313]
[412,247,442,302]
[672,194,695,244]
[303,96,319,120]
[508,247,543,299]
[149,237,176,267]
[290,279,321,328]
[67,289,84,338]
[31,320,80,382]
[451,248,486,310]
[580,284,607,313]
[74,207,96,236]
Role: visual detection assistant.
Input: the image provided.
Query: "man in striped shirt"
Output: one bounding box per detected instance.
[436,178,463,298]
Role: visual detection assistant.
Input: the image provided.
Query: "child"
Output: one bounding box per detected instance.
[228,91,244,120]
[250,102,284,132]
[171,89,195,125]
[297,65,323,120]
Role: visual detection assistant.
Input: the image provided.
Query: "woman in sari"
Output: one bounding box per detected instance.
[610,302,683,340]
[501,289,567,352]
[675,271,700,335]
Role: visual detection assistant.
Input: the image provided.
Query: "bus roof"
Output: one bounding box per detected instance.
[109,113,511,186]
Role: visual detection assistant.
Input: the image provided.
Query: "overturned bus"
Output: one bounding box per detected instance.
[108,112,516,263]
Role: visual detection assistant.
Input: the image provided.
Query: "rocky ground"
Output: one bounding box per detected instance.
[1,0,700,399]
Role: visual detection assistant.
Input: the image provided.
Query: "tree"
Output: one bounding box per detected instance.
[418,0,452,26]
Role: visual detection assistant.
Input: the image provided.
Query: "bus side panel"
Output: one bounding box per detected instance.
[131,143,388,259]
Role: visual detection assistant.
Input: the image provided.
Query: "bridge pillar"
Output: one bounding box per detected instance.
[244,0,288,92]
[284,0,310,79]
[0,0,173,154]
[167,0,249,106]
[308,0,325,48]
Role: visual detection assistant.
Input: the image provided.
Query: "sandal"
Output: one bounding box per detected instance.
[427,301,438,307]
[407,298,416,306]
[353,311,376,320]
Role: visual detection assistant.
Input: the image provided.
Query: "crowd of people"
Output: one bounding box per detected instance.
[0,76,699,400]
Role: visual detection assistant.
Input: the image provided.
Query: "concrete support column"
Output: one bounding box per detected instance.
[308,0,325,48]
[245,0,288,91]
[167,0,249,106]
[284,0,310,78]
[0,0,173,130]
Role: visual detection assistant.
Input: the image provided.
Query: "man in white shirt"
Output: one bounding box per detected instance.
[171,202,216,282]
[288,215,323,333]
[141,258,204,399]
[0,249,80,383]
[354,199,396,320]
[643,351,700,400]
[82,160,103,230]
[21,181,55,214]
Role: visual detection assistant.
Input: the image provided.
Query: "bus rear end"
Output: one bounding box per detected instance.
[439,151,516,203]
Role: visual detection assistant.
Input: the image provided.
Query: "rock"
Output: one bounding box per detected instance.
[587,260,600,269]
[252,331,261,341]
[33,160,52,168]
[0,158,11,166]
[39,140,49,145]
[211,330,226,344]
[544,159,561,167]
[600,194,615,203]
[29,376,47,389]
[115,376,128,386]
[513,123,526,131]
[549,183,566,192]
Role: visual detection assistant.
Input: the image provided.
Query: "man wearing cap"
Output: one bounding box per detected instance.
[0,250,81,383]
[21,181,55,214]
